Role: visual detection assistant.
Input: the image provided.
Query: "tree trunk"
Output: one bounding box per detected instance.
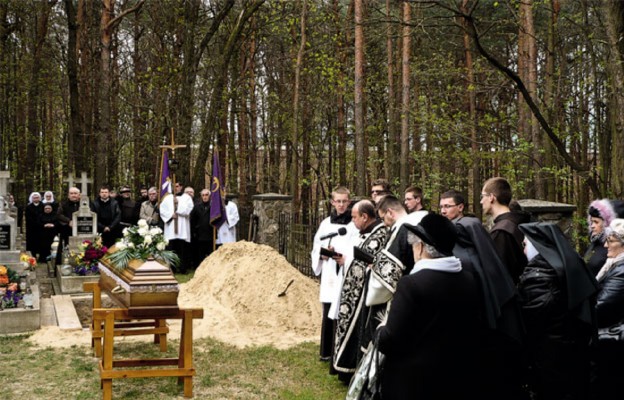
[290,0,307,211]
[602,0,624,196]
[354,0,365,196]
[460,0,480,216]
[399,1,410,192]
[237,50,249,204]
[65,0,83,174]
[25,1,56,194]
[334,0,347,186]
[385,0,399,182]
[518,0,539,197]
[97,0,114,188]
[248,19,258,199]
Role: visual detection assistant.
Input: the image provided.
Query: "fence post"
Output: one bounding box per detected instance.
[251,193,293,251]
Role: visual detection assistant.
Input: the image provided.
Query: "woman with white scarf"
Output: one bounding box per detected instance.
[594,218,624,399]
[375,213,482,399]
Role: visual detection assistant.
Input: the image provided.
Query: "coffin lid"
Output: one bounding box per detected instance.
[100,256,179,288]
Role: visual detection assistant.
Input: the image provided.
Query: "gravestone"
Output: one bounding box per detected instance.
[69,178,96,253]
[72,195,97,237]
[0,195,20,267]
[69,195,97,253]
[58,194,99,294]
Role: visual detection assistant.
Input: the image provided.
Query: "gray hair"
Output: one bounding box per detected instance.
[407,230,445,259]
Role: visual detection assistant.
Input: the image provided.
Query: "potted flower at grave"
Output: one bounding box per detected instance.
[0,265,23,309]
[19,254,37,270]
[72,237,108,276]
[99,219,180,314]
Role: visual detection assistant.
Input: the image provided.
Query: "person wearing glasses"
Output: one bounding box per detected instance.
[370,178,391,204]
[439,189,466,222]
[594,218,624,398]
[480,177,530,284]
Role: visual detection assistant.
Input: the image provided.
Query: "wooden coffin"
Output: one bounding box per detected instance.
[98,257,180,318]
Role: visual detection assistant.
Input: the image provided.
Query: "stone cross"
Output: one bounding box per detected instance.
[63,172,76,190]
[78,171,93,197]
[0,171,10,198]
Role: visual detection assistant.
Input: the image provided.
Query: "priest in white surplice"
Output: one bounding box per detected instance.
[159,187,194,273]
[310,186,358,363]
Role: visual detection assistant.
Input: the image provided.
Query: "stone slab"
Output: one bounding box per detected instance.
[52,295,81,330]
[0,282,41,334]
[55,265,100,294]
[0,250,21,264]
[40,298,57,326]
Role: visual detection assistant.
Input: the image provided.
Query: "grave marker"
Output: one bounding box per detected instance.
[0,171,10,198]
[63,172,76,191]
[73,195,97,236]
[77,171,93,197]
[0,194,20,266]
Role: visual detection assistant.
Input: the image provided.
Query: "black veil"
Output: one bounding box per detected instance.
[454,217,524,342]
[519,222,599,326]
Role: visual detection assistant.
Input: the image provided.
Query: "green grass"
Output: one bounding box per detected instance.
[0,334,348,399]
[175,270,195,284]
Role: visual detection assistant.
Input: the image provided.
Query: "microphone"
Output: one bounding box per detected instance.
[320,227,347,241]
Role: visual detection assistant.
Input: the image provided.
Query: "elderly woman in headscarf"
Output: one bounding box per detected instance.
[594,218,624,398]
[38,203,58,262]
[24,192,43,258]
[585,199,624,276]
[518,222,599,400]
[41,190,58,212]
[454,217,528,400]
[376,213,483,399]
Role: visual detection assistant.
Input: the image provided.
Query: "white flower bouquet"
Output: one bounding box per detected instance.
[104,219,179,271]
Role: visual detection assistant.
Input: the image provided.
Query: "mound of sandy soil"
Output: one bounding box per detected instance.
[179,240,322,349]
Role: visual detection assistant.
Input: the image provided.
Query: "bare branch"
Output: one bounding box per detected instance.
[106,0,145,31]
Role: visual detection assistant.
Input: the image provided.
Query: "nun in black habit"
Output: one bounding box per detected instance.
[454,217,529,400]
[518,222,599,400]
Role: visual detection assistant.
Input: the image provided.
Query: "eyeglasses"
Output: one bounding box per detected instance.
[439,204,458,210]
[480,193,491,199]
[371,190,385,194]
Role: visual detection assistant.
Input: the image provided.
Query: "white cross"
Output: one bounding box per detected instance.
[78,171,93,197]
[0,171,10,198]
[63,172,76,190]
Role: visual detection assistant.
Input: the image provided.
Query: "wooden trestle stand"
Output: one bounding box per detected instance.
[84,282,203,399]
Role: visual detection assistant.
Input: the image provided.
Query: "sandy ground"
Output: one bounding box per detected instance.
[27,241,322,350]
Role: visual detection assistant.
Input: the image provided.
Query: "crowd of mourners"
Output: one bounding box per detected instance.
[311,177,624,400]
[8,181,239,274]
